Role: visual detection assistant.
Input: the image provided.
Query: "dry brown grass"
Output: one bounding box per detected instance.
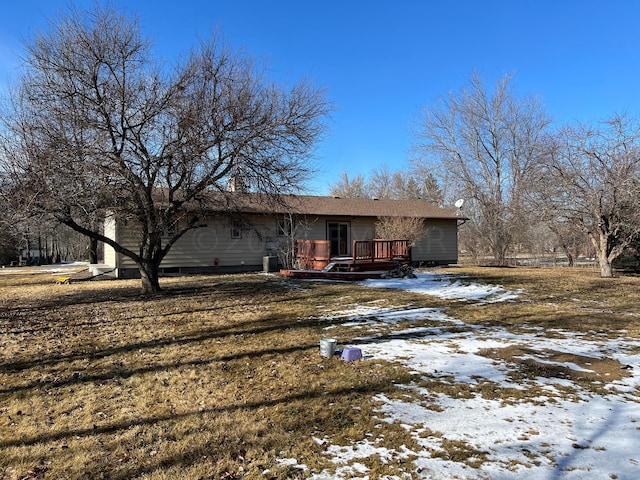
[0,271,419,479]
[445,265,640,336]
[0,265,638,479]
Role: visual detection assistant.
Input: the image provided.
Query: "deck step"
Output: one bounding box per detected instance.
[322,262,336,272]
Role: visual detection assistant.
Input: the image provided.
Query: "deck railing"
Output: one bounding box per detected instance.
[296,238,409,270]
[353,239,410,263]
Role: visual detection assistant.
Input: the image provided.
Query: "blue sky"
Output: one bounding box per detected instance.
[2,1,640,195]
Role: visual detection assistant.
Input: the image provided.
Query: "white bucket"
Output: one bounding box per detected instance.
[320,338,337,358]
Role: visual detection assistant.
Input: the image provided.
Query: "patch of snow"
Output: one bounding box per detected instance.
[362,272,524,304]
[517,354,596,373]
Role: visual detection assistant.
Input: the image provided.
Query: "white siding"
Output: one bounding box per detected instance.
[102,215,117,268]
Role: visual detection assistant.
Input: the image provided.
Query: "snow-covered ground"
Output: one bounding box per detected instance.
[282,272,640,479]
[0,262,90,275]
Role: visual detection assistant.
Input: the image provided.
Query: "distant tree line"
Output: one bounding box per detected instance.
[328,165,445,249]
[329,165,444,205]
[0,178,97,265]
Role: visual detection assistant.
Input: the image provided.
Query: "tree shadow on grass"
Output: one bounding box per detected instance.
[0,338,318,396]
[0,380,395,472]
[548,402,625,479]
[0,308,326,375]
[0,275,341,339]
[2,274,282,310]
[3,287,410,391]
[0,284,384,394]
[495,402,628,480]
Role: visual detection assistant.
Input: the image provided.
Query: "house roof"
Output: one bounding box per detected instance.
[210,193,462,220]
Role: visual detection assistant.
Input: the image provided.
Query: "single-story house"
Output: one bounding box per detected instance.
[103,193,465,278]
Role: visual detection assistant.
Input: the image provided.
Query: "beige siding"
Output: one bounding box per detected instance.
[113,223,143,269]
[412,219,458,263]
[160,216,273,268]
[106,213,459,275]
[350,218,377,241]
[110,215,276,271]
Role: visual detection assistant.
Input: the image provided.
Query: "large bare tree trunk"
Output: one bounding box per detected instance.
[591,233,614,278]
[139,261,161,294]
[88,237,98,264]
[600,261,613,278]
[536,116,640,280]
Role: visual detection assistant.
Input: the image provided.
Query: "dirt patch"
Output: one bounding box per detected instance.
[479,345,630,383]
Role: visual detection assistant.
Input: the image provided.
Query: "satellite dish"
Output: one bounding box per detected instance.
[454,199,465,208]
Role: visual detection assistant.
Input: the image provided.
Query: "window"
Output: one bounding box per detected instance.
[277,217,293,237]
[231,219,242,239]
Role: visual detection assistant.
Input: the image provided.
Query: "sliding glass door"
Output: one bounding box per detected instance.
[327,222,350,257]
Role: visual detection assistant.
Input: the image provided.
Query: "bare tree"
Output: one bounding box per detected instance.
[0,184,19,264]
[375,216,427,247]
[272,212,314,270]
[417,72,551,265]
[368,164,394,199]
[329,171,368,198]
[2,157,114,265]
[537,115,640,277]
[0,5,330,292]
[547,220,589,267]
[408,154,454,203]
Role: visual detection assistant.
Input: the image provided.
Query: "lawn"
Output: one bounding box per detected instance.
[0,266,638,479]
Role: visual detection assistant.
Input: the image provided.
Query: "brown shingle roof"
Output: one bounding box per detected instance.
[220,193,461,219]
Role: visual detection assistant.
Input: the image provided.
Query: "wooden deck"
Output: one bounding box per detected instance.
[279,269,391,280]
[280,239,410,279]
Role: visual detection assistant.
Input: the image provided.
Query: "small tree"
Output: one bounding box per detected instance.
[547,220,588,267]
[1,5,330,292]
[273,212,314,269]
[329,171,368,198]
[375,216,427,247]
